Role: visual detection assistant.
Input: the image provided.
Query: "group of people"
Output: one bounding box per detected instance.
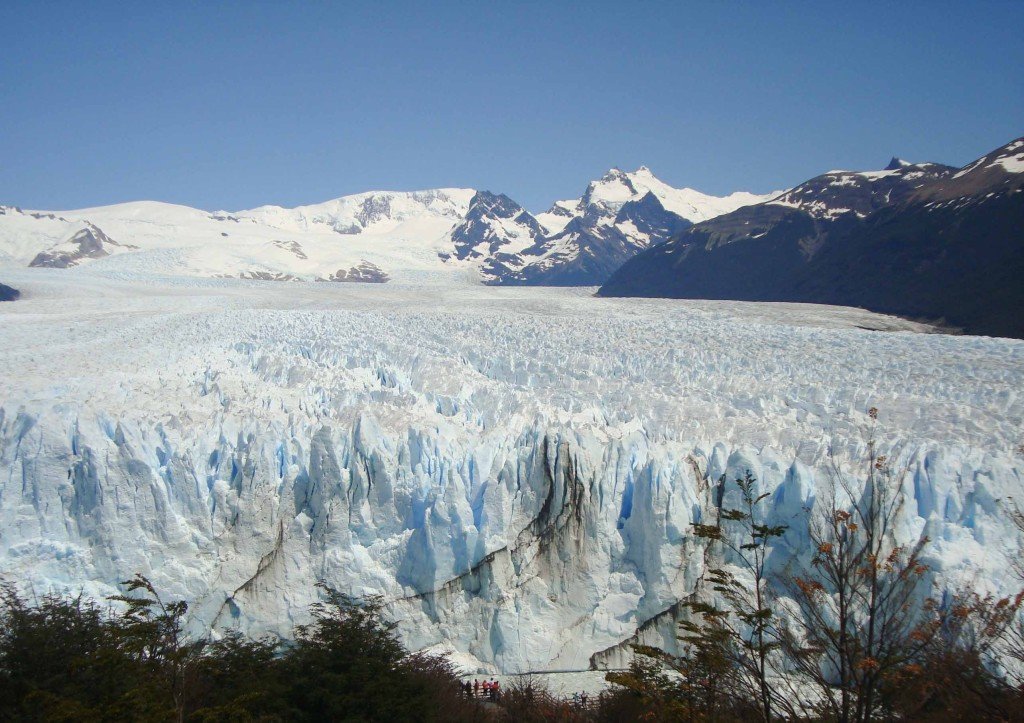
[462,677,502,701]
[460,677,594,708]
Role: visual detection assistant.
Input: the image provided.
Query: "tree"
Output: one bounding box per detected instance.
[780,409,939,723]
[1001,501,1024,688]
[0,584,138,721]
[282,583,478,722]
[186,631,288,722]
[881,590,1024,721]
[603,470,788,722]
[605,650,694,721]
[110,574,201,723]
[682,470,789,722]
[1,577,481,722]
[496,675,589,722]
[618,412,1024,721]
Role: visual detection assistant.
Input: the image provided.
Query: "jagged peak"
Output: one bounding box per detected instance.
[604,165,658,181]
[465,190,527,219]
[884,157,913,171]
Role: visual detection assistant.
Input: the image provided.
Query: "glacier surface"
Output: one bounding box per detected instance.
[0,269,1022,673]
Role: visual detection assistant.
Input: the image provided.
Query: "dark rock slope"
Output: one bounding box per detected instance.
[600,137,1023,338]
[790,139,1024,337]
[29,223,126,268]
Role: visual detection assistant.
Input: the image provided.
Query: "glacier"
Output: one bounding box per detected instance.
[0,268,1022,673]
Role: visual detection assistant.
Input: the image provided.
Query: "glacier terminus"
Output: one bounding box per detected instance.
[0,269,1021,674]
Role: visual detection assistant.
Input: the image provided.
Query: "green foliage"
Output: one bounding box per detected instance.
[283,584,475,721]
[682,470,788,721]
[187,632,289,721]
[0,578,479,723]
[0,583,152,721]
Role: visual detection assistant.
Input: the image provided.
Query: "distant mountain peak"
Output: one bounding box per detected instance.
[29,222,129,269]
[599,165,659,183]
[884,157,913,171]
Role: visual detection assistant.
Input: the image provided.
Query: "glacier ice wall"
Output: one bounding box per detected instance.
[0,271,1022,672]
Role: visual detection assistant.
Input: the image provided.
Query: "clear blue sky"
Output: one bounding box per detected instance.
[2,1,1021,212]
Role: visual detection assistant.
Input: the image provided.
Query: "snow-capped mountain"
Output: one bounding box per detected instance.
[577,165,776,224]
[29,222,134,268]
[912,136,1024,202]
[235,188,475,235]
[0,193,476,284]
[444,191,547,282]
[598,158,956,300]
[787,136,1024,337]
[766,158,956,220]
[464,167,776,285]
[535,199,579,235]
[0,171,771,286]
[600,135,1024,338]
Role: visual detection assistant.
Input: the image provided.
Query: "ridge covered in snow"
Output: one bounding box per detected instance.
[578,166,777,224]
[767,160,955,220]
[460,167,777,285]
[0,169,774,287]
[234,188,476,235]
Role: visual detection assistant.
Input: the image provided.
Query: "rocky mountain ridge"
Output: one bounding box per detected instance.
[0,170,770,286]
[599,135,1024,338]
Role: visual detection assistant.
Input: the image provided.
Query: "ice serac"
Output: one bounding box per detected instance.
[1,273,1021,674]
